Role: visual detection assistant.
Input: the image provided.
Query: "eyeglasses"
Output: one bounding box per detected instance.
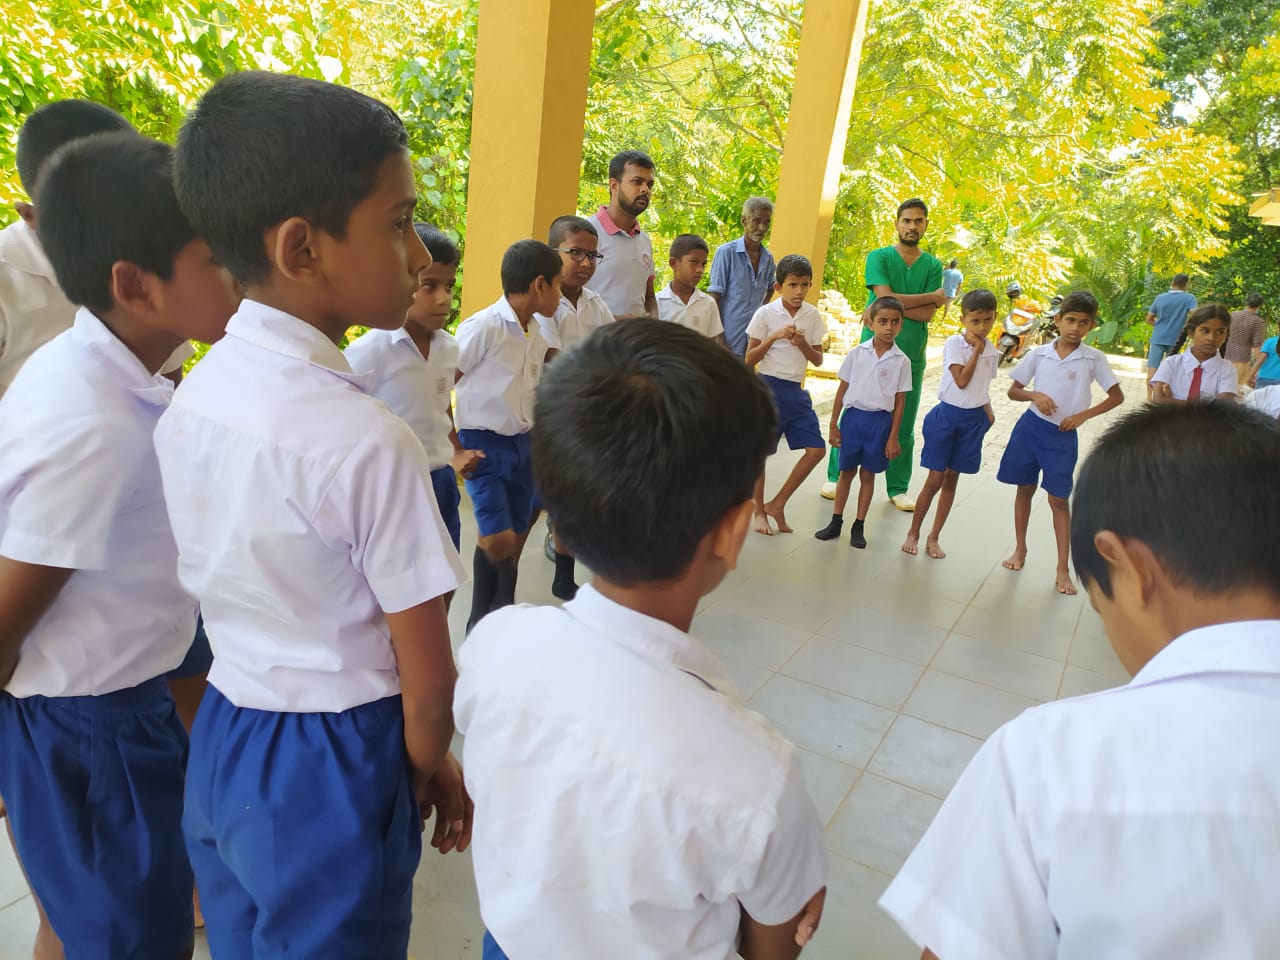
[554,247,605,264]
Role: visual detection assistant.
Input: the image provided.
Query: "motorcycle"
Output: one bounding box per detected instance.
[997,285,1061,365]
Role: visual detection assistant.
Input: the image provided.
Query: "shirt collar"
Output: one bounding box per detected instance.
[595,205,643,238]
[562,584,736,694]
[225,299,363,385]
[1131,620,1280,687]
[0,219,56,281]
[71,307,174,406]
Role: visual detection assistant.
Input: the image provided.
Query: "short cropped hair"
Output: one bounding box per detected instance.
[742,196,773,219]
[897,198,928,219]
[1058,290,1099,319]
[869,296,905,320]
[501,239,562,295]
[533,322,776,584]
[960,288,998,313]
[16,100,132,195]
[608,150,654,182]
[548,215,597,248]
[1246,292,1264,309]
[415,224,459,267]
[174,71,408,285]
[669,234,709,261]
[948,259,958,269]
[776,254,813,284]
[1072,403,1280,597]
[1172,273,1190,288]
[35,132,194,315]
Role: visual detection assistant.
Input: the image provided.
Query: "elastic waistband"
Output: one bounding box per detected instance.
[761,374,804,388]
[459,428,531,448]
[5,675,171,714]
[937,401,990,417]
[845,405,892,417]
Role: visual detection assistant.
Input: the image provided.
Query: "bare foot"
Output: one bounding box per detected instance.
[926,537,946,559]
[763,502,793,533]
[1002,550,1026,571]
[1055,571,1078,595]
[901,533,919,556]
[753,512,774,536]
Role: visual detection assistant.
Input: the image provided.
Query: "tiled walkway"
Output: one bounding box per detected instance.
[0,353,1148,960]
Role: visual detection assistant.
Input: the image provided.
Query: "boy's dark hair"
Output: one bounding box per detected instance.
[415,223,459,267]
[1172,273,1190,288]
[1172,302,1231,356]
[948,259,958,268]
[501,239,562,295]
[174,71,408,285]
[1246,292,1264,309]
[776,254,813,284]
[35,132,194,316]
[897,198,928,219]
[669,234,709,261]
[15,100,133,196]
[608,150,655,181]
[960,288,997,313]
[1072,403,1280,597]
[1058,290,1099,319]
[869,295,905,319]
[548,215,597,248]
[533,321,776,584]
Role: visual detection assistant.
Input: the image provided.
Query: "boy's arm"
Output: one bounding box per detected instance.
[446,399,484,478]
[738,888,826,960]
[984,402,995,425]
[949,338,984,389]
[0,558,74,688]
[745,331,784,368]
[1059,383,1124,432]
[887,390,906,460]
[644,277,658,317]
[828,381,849,445]
[792,334,823,367]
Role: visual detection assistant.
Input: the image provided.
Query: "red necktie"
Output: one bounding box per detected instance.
[1188,365,1203,402]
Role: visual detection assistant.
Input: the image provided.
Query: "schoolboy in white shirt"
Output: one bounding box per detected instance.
[883,402,1280,960]
[457,320,828,960]
[745,254,827,536]
[154,72,469,959]
[815,297,912,549]
[657,233,725,344]
[901,289,999,559]
[1150,303,1237,404]
[997,290,1124,595]
[455,239,560,630]
[540,215,615,359]
[345,224,482,560]
[0,131,238,960]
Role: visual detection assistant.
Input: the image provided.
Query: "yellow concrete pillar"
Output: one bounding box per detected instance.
[460,0,595,318]
[769,0,871,300]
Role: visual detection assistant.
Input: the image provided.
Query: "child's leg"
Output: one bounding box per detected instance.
[925,470,961,559]
[3,814,63,960]
[855,468,876,521]
[902,470,946,555]
[752,472,773,535]
[815,469,856,539]
[1002,484,1036,571]
[763,446,825,533]
[1047,493,1076,595]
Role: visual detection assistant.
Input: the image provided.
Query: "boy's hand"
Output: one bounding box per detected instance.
[1033,392,1057,417]
[418,752,474,854]
[986,409,996,426]
[886,436,901,460]
[795,887,827,947]
[1059,413,1087,432]
[1153,381,1174,402]
[828,422,841,447]
[962,329,983,349]
[1248,373,1257,388]
[450,447,485,479]
[774,324,797,344]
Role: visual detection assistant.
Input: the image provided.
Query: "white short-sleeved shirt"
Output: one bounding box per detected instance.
[881,620,1280,960]
[0,309,195,697]
[838,340,912,412]
[585,207,655,318]
[938,334,998,408]
[454,297,547,436]
[1151,350,1237,400]
[656,284,724,339]
[745,299,826,382]
[456,586,828,959]
[153,300,464,713]
[535,287,615,352]
[344,326,458,470]
[1244,385,1280,418]
[1008,341,1119,425]
[0,220,189,394]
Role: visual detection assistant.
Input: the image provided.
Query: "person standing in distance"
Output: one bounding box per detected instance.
[586,151,657,320]
[1144,273,1196,399]
[940,259,963,322]
[709,196,776,357]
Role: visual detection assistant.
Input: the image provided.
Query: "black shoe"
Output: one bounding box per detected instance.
[850,520,867,549]
[815,514,844,541]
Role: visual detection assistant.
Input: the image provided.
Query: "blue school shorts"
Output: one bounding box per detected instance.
[170,613,214,679]
[837,407,894,474]
[458,429,535,539]
[184,686,420,960]
[762,375,825,452]
[0,677,193,959]
[430,464,462,551]
[484,931,510,959]
[920,401,992,475]
[996,408,1079,498]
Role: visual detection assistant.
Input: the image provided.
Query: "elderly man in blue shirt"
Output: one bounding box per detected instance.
[709,197,776,356]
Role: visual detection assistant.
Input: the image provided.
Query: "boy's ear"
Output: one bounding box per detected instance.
[710,500,755,573]
[267,216,322,283]
[109,260,162,317]
[1093,531,1160,610]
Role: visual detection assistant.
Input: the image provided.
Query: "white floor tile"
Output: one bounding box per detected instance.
[795,749,861,827]
[781,634,924,710]
[902,669,1039,739]
[867,715,983,799]
[933,632,1066,701]
[825,773,941,875]
[748,675,895,769]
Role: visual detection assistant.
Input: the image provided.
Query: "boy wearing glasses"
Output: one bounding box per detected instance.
[539,215,615,360]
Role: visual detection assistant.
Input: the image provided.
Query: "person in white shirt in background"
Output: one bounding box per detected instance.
[883,401,1280,960]
[1244,383,1280,419]
[901,289,999,560]
[457,320,828,960]
[1150,303,1238,404]
[0,130,239,960]
[346,223,484,602]
[657,233,725,346]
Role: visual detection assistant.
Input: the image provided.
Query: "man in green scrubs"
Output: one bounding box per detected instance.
[823,198,945,510]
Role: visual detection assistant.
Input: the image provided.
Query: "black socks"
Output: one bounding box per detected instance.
[552,552,578,601]
[467,549,519,634]
[492,557,518,611]
[849,519,867,549]
[815,513,843,541]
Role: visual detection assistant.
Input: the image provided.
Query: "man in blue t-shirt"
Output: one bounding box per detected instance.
[1145,273,1196,394]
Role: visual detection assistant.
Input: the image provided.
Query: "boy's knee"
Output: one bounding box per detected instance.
[1048,494,1070,511]
[480,531,519,561]
[941,470,959,489]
